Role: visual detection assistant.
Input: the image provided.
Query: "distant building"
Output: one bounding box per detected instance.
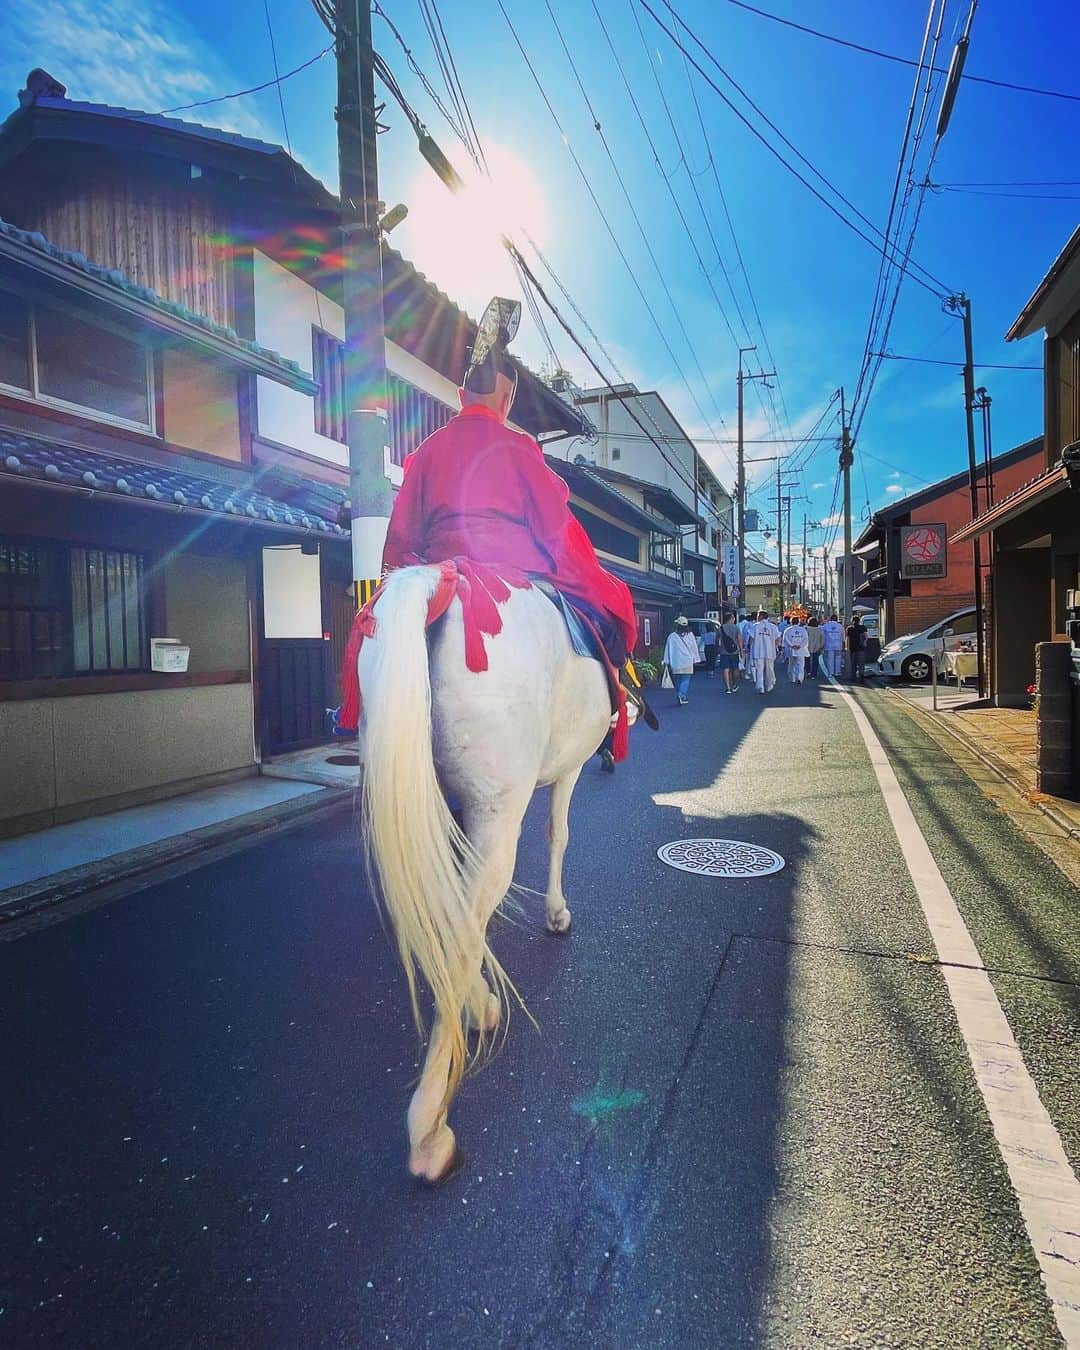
[558,383,735,611]
[854,438,1043,644]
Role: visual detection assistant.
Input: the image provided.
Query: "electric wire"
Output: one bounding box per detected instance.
[873,352,1042,370]
[622,0,790,445]
[497,0,737,477]
[850,0,940,431]
[720,0,1080,104]
[676,37,795,448]
[151,43,334,116]
[373,1,470,147]
[544,0,730,444]
[648,0,954,298]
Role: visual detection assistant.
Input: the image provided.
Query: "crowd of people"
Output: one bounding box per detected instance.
[660,611,871,702]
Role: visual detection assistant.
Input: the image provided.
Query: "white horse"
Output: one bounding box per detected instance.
[358,564,614,1182]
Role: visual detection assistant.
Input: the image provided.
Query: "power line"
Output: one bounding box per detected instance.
[932,186,1080,201]
[674,37,795,449]
[497,0,736,475]
[933,179,1080,187]
[151,42,334,116]
[373,2,470,147]
[621,0,791,446]
[544,0,730,445]
[721,0,1080,104]
[872,351,1042,370]
[643,0,954,298]
[508,245,717,503]
[849,0,950,443]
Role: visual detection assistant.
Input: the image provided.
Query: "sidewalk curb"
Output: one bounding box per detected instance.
[0,786,352,927]
[886,686,1080,845]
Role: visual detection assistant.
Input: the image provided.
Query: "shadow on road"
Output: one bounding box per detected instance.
[3,671,827,1348]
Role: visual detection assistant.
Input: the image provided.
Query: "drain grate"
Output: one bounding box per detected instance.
[657,838,785,878]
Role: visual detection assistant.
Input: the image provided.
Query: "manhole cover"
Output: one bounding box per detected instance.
[325,754,360,766]
[657,839,785,877]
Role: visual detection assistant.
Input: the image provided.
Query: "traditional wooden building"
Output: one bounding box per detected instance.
[0,69,592,833]
[954,224,1080,708]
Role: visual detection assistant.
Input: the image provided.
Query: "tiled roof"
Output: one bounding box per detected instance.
[0,217,306,381]
[0,433,349,537]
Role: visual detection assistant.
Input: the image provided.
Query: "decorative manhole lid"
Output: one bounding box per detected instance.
[325,754,360,766]
[657,838,786,878]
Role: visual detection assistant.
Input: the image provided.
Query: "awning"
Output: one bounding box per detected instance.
[951,463,1068,543]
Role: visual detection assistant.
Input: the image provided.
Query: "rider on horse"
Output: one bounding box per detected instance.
[381,301,638,668]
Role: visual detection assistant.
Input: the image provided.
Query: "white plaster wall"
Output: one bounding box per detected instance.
[253,250,347,465]
[262,546,323,639]
[252,250,523,477]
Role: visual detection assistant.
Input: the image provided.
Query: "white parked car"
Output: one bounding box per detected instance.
[878,606,977,683]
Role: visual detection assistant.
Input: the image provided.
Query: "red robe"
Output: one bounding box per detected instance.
[382,402,637,655]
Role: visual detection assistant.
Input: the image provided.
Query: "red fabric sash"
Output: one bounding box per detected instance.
[336,559,530,733]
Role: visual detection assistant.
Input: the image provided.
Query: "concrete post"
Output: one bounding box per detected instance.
[1035,640,1073,796]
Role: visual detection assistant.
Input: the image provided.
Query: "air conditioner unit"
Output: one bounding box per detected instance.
[706,610,720,621]
[682,570,696,589]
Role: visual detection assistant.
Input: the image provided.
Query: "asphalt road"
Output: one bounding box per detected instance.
[3,668,1077,1348]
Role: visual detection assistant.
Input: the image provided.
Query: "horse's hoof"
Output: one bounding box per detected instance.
[467,991,500,1034]
[546,908,572,935]
[420,1145,466,1188]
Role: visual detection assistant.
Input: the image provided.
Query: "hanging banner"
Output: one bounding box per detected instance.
[723,543,740,588]
[899,523,948,579]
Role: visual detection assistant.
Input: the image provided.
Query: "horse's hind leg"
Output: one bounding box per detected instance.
[545,768,581,934]
[407,795,528,1182]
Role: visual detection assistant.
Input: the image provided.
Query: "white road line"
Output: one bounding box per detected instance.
[831,679,1080,1344]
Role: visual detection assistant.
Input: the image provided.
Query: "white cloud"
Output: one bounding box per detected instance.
[889,470,902,479]
[4,0,275,142]
[885,484,904,495]
[811,481,826,490]
[819,511,843,527]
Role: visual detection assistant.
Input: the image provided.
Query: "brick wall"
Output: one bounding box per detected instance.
[894,593,974,635]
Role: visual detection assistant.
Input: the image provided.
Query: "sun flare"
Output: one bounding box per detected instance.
[399,142,548,312]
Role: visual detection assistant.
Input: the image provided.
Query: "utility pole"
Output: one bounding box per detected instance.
[839,386,853,629]
[736,348,774,616]
[784,496,793,603]
[802,515,808,608]
[336,0,394,606]
[775,460,783,615]
[947,293,987,698]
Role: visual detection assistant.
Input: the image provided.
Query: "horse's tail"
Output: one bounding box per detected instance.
[359,566,506,1103]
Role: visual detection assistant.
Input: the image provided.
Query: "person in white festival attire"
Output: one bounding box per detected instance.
[738,612,755,681]
[749,610,781,694]
[820,613,845,678]
[782,617,809,684]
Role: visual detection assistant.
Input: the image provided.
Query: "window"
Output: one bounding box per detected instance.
[387,373,452,466]
[0,288,152,430]
[0,292,30,391]
[569,505,640,563]
[946,612,976,636]
[0,535,147,680]
[36,306,150,425]
[311,328,453,463]
[312,326,346,443]
[0,539,67,679]
[611,447,621,460]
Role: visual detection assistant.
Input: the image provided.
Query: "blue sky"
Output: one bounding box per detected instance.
[5,0,1078,555]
